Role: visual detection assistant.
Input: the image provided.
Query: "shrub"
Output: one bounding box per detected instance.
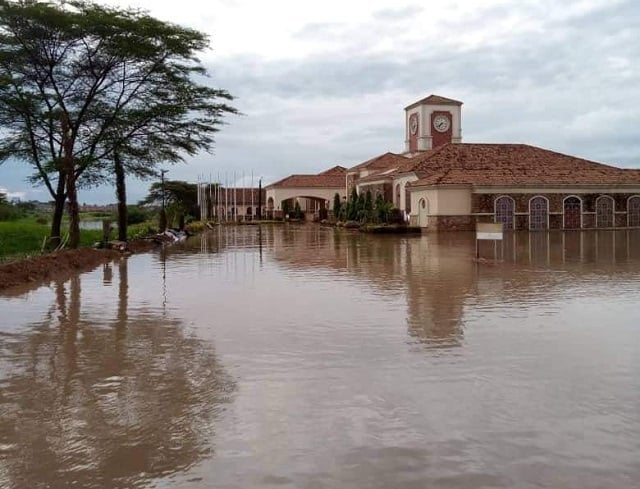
[126,205,148,225]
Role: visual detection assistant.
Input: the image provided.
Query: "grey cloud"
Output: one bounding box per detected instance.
[371,5,423,21]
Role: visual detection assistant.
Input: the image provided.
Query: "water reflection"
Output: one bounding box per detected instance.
[3,226,639,488]
[0,258,235,489]
[262,228,640,350]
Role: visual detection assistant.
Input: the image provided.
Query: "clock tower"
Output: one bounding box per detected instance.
[404,94,463,155]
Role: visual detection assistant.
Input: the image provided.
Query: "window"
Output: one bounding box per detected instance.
[529,196,548,230]
[596,196,614,228]
[628,196,640,227]
[563,196,581,229]
[495,196,515,229]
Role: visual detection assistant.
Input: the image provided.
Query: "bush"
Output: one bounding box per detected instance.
[126,205,148,225]
[387,208,405,224]
[0,202,23,221]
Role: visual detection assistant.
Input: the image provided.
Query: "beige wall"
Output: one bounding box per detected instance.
[410,187,472,227]
[266,186,346,211]
[392,174,419,213]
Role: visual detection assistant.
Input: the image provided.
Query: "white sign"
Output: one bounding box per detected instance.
[477,232,503,240]
[476,223,503,240]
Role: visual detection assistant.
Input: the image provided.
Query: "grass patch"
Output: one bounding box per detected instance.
[0,220,105,262]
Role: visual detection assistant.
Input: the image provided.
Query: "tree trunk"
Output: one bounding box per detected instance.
[62,116,80,249]
[49,174,66,248]
[66,168,80,248]
[114,152,127,241]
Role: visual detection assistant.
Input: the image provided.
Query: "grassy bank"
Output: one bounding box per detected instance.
[0,220,157,262]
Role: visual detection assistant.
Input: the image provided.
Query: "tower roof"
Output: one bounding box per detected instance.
[404,94,463,111]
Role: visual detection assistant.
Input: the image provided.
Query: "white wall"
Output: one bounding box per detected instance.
[266,187,346,210]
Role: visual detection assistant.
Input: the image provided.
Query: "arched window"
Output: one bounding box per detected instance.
[529,196,548,230]
[563,196,582,229]
[405,185,411,213]
[596,196,614,228]
[628,196,640,227]
[495,196,515,230]
[246,206,252,215]
[395,184,401,208]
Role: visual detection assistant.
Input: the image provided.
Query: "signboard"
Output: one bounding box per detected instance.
[475,222,504,259]
[476,223,503,241]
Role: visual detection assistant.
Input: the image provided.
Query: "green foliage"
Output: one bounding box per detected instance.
[292,200,303,219]
[0,199,37,221]
[141,180,198,228]
[0,0,237,245]
[364,190,373,219]
[0,221,101,259]
[0,201,18,221]
[332,192,342,220]
[122,205,148,225]
[282,200,291,218]
[347,187,359,221]
[374,195,395,223]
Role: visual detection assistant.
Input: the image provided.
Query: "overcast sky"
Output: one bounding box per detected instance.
[1,0,638,203]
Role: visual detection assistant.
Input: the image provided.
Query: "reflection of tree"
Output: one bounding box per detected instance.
[0,259,235,489]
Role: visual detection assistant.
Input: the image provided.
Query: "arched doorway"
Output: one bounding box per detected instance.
[266,197,274,219]
[563,196,582,229]
[596,196,614,228]
[418,198,429,228]
[495,196,515,230]
[529,196,548,230]
[628,196,640,227]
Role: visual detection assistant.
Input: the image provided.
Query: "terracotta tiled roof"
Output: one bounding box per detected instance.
[405,94,463,111]
[348,152,407,173]
[355,152,431,183]
[266,173,345,189]
[408,143,640,187]
[318,165,347,176]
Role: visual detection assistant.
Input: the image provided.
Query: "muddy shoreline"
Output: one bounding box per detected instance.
[0,239,158,293]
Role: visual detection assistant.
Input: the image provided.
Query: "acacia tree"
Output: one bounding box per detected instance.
[0,0,236,248]
[141,180,197,230]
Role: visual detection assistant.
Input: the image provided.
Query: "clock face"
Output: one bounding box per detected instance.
[433,114,450,133]
[409,114,419,135]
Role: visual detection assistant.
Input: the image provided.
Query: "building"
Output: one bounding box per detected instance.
[267,93,640,230]
[352,94,640,230]
[200,187,266,221]
[265,166,347,219]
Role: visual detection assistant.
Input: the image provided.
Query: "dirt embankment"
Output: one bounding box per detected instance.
[0,239,159,292]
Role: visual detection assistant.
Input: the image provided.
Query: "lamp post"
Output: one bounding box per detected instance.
[257,177,262,220]
[159,169,168,232]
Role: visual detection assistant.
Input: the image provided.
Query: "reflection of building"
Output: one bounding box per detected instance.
[263,226,640,349]
[268,93,640,230]
[265,166,347,219]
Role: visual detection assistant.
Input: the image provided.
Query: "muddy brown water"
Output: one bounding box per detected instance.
[1,226,639,489]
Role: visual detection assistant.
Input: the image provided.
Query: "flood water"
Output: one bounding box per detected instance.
[1,226,640,489]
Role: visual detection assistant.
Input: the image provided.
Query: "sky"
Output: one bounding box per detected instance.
[1,0,639,204]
